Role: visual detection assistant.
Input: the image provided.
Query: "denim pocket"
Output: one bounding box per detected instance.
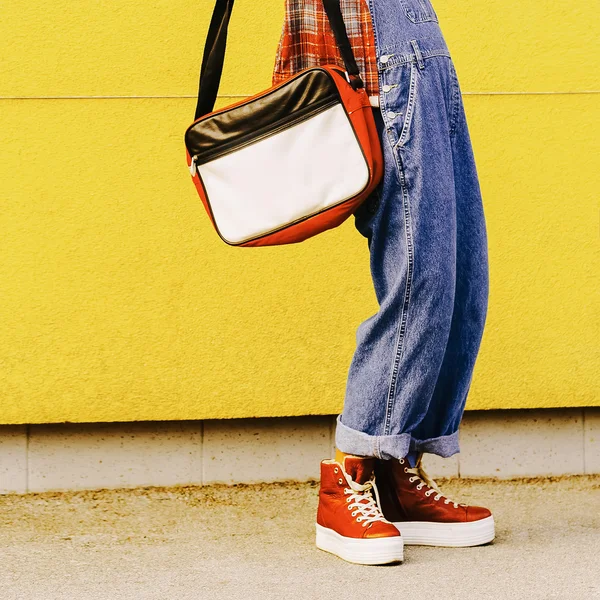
[399,0,438,23]
[380,61,418,150]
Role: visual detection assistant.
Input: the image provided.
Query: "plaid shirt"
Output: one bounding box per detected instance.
[272,0,379,98]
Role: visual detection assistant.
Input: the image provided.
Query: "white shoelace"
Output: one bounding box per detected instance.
[341,469,387,528]
[402,455,464,509]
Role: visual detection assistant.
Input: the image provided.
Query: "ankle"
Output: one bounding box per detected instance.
[335,448,368,466]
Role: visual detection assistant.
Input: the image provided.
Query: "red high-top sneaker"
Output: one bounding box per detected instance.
[316,456,404,565]
[375,454,495,547]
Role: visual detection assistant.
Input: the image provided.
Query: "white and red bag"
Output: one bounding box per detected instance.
[184,0,383,247]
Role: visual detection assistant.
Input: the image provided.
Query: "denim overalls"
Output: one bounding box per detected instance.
[336,0,490,460]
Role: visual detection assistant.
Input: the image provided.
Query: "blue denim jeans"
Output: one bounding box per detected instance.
[335,0,489,460]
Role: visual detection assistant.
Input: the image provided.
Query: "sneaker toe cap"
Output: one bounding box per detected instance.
[465,505,492,522]
[364,521,401,539]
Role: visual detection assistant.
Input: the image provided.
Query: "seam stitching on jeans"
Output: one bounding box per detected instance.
[394,61,418,150]
[383,153,414,437]
[448,60,460,137]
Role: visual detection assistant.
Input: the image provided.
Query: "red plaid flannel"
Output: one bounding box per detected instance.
[272,0,379,98]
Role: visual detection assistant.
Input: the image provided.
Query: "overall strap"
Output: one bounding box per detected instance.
[194,0,364,121]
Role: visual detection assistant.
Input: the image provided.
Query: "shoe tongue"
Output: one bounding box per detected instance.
[343,456,375,484]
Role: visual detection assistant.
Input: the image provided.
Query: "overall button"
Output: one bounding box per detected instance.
[379,55,391,64]
[386,110,397,119]
[382,84,392,93]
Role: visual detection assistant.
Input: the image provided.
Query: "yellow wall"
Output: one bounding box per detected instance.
[1,1,598,424]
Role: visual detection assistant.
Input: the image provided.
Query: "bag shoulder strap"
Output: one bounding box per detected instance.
[194,0,364,121]
[321,0,364,87]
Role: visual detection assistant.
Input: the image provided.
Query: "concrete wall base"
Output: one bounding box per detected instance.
[1,408,598,494]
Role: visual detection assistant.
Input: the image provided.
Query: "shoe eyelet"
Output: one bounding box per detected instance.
[346,497,351,503]
[348,505,353,511]
[338,478,343,485]
[404,468,409,473]
[362,523,368,528]
[352,511,358,517]
[399,458,404,465]
[356,517,362,523]
[334,467,339,473]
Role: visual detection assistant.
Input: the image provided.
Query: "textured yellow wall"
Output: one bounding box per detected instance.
[1,1,598,424]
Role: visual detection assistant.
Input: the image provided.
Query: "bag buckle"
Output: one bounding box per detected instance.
[345,71,364,91]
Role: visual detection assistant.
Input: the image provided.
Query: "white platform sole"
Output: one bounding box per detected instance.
[393,515,495,547]
[316,524,404,565]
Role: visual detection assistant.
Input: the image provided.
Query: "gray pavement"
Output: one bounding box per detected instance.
[1,476,599,600]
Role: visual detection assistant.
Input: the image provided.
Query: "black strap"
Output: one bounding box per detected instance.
[194,0,364,121]
[194,0,235,120]
[321,0,363,88]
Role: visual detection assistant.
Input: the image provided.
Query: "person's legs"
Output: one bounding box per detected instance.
[367,55,493,548]
[331,0,494,547]
[336,0,489,464]
[336,49,461,460]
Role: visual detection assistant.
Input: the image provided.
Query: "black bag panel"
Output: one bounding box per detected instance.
[186,68,342,165]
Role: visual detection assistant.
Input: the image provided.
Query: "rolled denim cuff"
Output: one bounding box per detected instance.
[335,414,460,460]
[335,414,412,460]
[409,430,460,458]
